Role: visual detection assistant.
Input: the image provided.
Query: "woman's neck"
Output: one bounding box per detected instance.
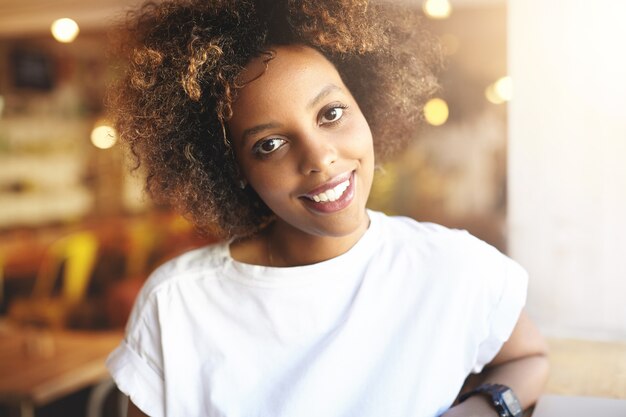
[266,215,370,267]
[230,212,370,267]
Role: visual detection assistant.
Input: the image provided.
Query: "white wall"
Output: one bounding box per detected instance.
[508,1,626,340]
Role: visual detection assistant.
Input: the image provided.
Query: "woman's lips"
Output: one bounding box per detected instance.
[299,171,356,214]
[302,171,353,198]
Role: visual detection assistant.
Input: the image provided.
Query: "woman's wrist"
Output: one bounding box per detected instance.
[442,396,500,417]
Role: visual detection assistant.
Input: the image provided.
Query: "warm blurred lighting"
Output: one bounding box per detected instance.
[485,76,513,104]
[0,95,4,118]
[423,0,452,19]
[91,124,118,149]
[423,97,449,126]
[440,33,460,55]
[51,18,79,43]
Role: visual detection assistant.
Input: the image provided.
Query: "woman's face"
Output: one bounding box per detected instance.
[228,45,374,240]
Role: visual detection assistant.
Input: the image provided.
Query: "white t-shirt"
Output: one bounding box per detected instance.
[107,210,527,417]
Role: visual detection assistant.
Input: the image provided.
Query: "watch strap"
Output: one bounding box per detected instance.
[458,383,523,417]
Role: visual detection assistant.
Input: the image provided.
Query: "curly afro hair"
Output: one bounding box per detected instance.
[108,0,442,239]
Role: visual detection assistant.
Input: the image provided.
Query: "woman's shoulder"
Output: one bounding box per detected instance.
[372,210,479,247]
[136,242,229,300]
[371,210,513,269]
[373,210,527,298]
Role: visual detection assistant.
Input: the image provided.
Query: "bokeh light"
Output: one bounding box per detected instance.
[423,0,452,20]
[485,76,513,104]
[51,18,79,43]
[423,98,449,126]
[91,124,118,149]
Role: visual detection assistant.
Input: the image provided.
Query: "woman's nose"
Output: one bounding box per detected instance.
[297,133,338,175]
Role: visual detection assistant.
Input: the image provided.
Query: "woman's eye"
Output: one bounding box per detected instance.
[320,106,345,124]
[253,138,286,155]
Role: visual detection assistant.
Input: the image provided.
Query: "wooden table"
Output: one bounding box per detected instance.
[0,322,123,417]
[544,338,626,398]
[521,338,626,416]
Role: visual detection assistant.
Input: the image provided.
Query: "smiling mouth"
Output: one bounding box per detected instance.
[306,178,350,203]
[298,171,356,214]
[300,171,353,202]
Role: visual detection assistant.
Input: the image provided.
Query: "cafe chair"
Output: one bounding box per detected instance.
[87,378,128,417]
[8,231,99,328]
[125,220,160,279]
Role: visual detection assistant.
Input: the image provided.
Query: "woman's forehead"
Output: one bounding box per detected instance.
[236,45,343,95]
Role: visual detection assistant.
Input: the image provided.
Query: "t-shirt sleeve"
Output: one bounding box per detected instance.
[106,273,166,417]
[471,254,528,373]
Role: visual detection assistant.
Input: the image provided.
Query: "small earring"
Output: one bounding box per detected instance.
[238,179,247,189]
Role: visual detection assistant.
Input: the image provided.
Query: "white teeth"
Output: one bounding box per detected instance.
[310,179,350,203]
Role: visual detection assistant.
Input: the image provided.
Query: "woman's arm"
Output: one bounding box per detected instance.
[442,309,550,416]
[127,400,149,417]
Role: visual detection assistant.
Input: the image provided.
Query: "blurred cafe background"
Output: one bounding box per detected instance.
[0,0,625,416]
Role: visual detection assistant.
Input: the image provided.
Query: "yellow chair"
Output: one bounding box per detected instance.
[125,221,159,279]
[9,231,99,328]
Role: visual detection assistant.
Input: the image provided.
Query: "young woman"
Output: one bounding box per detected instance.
[106,1,549,416]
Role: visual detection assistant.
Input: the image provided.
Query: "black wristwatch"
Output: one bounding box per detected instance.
[458,383,523,417]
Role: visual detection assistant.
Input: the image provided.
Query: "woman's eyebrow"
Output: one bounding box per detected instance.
[241,122,282,142]
[307,84,341,110]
